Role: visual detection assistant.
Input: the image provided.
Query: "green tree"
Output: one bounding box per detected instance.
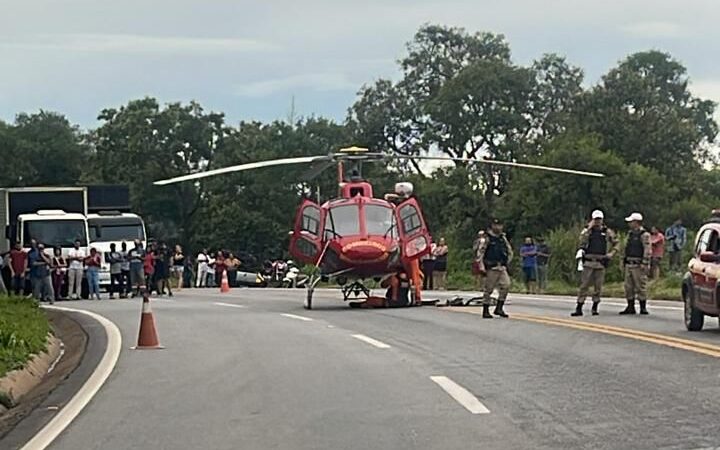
[0,111,89,186]
[530,53,584,141]
[498,133,675,234]
[91,97,226,243]
[579,51,718,177]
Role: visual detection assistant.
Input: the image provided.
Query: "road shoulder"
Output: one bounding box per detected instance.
[0,309,109,450]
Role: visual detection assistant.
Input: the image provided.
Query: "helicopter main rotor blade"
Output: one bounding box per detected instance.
[392,155,605,178]
[153,156,327,185]
[300,158,338,181]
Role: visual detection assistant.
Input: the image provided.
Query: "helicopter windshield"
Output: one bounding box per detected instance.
[365,204,396,238]
[325,205,360,237]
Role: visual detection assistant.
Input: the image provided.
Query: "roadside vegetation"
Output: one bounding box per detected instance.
[0,296,50,380]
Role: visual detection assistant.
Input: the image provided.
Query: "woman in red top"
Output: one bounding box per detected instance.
[85,247,102,300]
[649,226,666,279]
[144,250,156,294]
[214,251,226,287]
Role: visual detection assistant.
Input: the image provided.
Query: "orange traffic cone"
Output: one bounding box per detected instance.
[220,270,230,293]
[132,292,164,350]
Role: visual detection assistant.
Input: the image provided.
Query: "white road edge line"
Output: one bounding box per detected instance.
[430,376,490,414]
[280,313,314,322]
[351,334,391,349]
[24,306,122,450]
[212,302,247,309]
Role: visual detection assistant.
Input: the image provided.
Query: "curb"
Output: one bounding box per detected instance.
[0,337,63,411]
[1,307,121,450]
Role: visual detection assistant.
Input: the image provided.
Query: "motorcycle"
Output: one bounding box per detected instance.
[282,262,308,288]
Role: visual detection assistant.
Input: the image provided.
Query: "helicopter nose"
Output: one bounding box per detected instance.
[342,241,388,262]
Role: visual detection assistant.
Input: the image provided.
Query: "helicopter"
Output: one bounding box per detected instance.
[154,146,603,309]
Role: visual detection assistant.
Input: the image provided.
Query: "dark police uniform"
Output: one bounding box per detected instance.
[476,228,513,318]
[574,224,619,316]
[622,227,651,314]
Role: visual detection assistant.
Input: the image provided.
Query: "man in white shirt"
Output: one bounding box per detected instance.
[196,249,209,287]
[67,240,85,299]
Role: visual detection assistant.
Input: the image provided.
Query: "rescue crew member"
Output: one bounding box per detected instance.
[384,182,423,303]
[572,210,619,317]
[621,212,652,315]
[476,218,513,319]
[381,271,411,307]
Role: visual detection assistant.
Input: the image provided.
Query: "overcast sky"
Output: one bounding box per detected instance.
[1,0,719,129]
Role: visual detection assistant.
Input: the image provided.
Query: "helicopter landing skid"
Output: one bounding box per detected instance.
[341,281,371,302]
[303,274,323,310]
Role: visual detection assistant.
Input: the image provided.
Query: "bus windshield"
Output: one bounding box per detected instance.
[325,205,360,237]
[89,218,146,242]
[23,219,88,248]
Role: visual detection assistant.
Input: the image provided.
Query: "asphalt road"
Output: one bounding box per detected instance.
[16,288,720,450]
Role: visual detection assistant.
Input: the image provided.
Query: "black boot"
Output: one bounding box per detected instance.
[639,300,649,315]
[591,301,599,316]
[482,304,493,319]
[493,301,508,318]
[571,303,583,317]
[619,300,636,315]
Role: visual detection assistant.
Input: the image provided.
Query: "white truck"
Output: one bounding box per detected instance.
[1,185,146,295]
[87,211,147,288]
[1,187,90,257]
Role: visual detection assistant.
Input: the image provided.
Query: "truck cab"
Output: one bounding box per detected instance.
[15,210,89,257]
[87,212,147,288]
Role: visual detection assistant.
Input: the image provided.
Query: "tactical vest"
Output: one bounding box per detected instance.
[625,229,645,259]
[483,233,508,267]
[586,227,608,256]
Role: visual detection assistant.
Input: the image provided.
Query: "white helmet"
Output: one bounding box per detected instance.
[394,182,413,197]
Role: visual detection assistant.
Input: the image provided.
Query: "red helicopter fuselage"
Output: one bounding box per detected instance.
[289,177,431,282]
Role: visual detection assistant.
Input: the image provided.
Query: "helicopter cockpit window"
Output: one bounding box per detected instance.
[399,204,422,234]
[325,205,360,238]
[300,206,321,236]
[365,204,396,238]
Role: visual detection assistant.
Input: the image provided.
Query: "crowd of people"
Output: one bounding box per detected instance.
[0,234,290,303]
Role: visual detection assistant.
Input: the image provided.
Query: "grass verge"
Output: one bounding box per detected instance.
[0,295,50,379]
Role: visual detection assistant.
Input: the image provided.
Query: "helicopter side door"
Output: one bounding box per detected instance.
[395,198,431,263]
[289,200,323,265]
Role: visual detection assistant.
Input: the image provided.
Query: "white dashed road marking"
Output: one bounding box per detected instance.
[213,302,247,308]
[281,313,314,322]
[430,376,490,414]
[351,334,391,349]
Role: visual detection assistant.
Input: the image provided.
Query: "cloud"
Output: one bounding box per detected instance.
[0,33,278,54]
[235,73,358,97]
[620,21,685,38]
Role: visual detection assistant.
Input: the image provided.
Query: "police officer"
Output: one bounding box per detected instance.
[572,210,619,317]
[621,212,652,315]
[476,218,513,318]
